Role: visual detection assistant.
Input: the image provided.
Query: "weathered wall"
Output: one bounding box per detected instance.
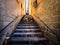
[30,0,60,44]
[0,0,25,45]
[0,0,21,30]
[21,0,26,15]
[29,0,31,15]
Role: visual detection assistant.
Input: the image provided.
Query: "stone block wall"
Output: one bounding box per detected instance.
[30,0,60,44]
[0,0,22,30]
[0,0,25,45]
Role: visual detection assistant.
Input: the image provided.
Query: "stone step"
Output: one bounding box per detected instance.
[11,33,43,37]
[10,41,48,45]
[20,21,35,23]
[18,24,38,26]
[14,29,41,32]
[13,32,42,35]
[10,37,47,41]
[10,16,48,45]
[17,26,38,28]
[10,44,33,45]
[15,29,40,31]
[16,26,39,29]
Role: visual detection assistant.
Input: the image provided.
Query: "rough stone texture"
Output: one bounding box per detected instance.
[0,0,25,45]
[21,0,26,15]
[29,0,32,15]
[0,0,20,30]
[0,0,25,30]
[37,0,60,32]
[29,0,60,44]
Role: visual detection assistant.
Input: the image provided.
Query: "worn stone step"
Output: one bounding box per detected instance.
[9,16,48,45]
[14,29,41,33]
[13,32,42,35]
[18,24,38,26]
[10,44,33,45]
[10,41,48,45]
[11,33,43,37]
[17,26,39,29]
[10,37,47,41]
[17,26,38,28]
[15,29,40,31]
[20,21,36,24]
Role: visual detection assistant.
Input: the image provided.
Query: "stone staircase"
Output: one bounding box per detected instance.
[9,15,48,45]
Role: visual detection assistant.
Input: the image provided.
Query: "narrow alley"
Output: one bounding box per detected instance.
[0,0,60,45]
[6,15,48,45]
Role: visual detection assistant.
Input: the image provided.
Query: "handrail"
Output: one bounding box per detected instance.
[2,15,17,19]
[34,15,57,36]
[0,16,18,33]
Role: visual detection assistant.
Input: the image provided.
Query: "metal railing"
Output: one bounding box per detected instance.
[0,16,18,33]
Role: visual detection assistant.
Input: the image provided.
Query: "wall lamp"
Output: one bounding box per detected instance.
[33,0,37,8]
[21,4,22,8]
[16,0,20,3]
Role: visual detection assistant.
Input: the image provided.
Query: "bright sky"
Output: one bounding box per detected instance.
[26,0,29,12]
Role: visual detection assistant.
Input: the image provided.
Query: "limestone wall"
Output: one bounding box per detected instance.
[0,0,25,45]
[0,0,22,30]
[30,0,60,44]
